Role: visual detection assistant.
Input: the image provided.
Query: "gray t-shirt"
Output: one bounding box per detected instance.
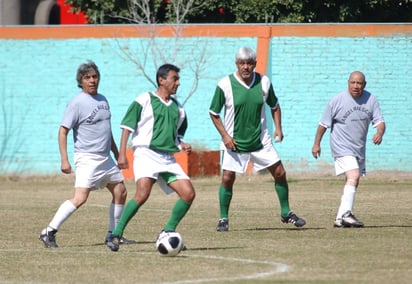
[61,92,112,154]
[319,90,384,160]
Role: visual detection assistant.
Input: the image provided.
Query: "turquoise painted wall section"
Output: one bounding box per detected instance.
[0,36,257,174]
[269,36,412,172]
[0,32,411,174]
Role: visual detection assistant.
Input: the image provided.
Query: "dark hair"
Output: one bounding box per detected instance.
[76,60,100,88]
[156,64,180,86]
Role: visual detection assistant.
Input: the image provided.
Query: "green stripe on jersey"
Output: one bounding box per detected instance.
[150,94,180,152]
[209,73,278,153]
[229,74,264,152]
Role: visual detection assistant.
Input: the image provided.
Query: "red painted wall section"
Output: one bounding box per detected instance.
[56,0,87,24]
[122,150,221,180]
[174,150,221,177]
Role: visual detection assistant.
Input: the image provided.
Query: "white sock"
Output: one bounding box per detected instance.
[48,200,77,231]
[108,203,124,232]
[336,185,356,219]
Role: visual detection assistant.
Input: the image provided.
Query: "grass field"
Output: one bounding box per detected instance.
[0,172,411,284]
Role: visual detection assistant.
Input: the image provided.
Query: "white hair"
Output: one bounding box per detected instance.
[235,47,256,62]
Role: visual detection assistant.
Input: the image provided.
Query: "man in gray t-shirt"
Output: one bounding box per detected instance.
[61,91,112,154]
[312,71,385,228]
[39,61,135,248]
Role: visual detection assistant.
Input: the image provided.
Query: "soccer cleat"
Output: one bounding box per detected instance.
[281,211,306,227]
[119,236,137,245]
[39,228,58,248]
[105,234,120,252]
[216,218,229,232]
[333,218,343,228]
[341,211,364,227]
[105,232,137,245]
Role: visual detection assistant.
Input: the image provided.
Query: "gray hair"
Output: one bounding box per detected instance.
[76,60,100,88]
[235,47,256,62]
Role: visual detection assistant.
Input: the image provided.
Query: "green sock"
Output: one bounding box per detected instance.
[275,182,291,217]
[112,199,140,237]
[219,185,232,220]
[164,199,192,232]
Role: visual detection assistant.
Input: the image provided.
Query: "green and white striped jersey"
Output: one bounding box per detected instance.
[121,92,187,153]
[209,72,278,152]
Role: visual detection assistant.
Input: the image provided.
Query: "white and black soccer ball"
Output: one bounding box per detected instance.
[156,231,184,257]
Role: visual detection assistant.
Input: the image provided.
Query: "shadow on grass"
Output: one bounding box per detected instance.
[75,240,154,247]
[240,227,325,231]
[363,225,412,229]
[75,242,241,253]
[185,246,242,251]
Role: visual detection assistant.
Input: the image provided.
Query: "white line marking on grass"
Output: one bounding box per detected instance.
[1,249,289,283]
[160,254,290,284]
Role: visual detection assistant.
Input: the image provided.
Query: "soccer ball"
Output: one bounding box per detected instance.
[156,231,184,257]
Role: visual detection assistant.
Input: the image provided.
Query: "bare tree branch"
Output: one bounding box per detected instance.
[111,0,210,105]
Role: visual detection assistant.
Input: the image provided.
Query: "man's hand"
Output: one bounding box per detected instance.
[60,160,72,174]
[180,142,192,154]
[117,154,129,169]
[312,145,321,159]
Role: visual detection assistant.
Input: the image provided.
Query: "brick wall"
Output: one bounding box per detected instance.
[0,24,411,174]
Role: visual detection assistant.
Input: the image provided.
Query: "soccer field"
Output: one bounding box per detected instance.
[0,172,411,284]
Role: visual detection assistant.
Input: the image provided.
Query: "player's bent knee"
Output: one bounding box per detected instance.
[346,178,359,187]
[179,187,196,203]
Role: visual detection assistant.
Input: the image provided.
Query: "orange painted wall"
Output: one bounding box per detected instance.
[2,24,411,75]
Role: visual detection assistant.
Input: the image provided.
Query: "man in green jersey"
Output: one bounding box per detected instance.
[106,64,196,252]
[209,47,306,231]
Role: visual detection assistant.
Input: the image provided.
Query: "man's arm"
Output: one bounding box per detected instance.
[372,121,385,145]
[118,129,131,169]
[58,126,71,174]
[312,125,327,159]
[271,105,283,143]
[209,112,237,151]
[110,134,119,161]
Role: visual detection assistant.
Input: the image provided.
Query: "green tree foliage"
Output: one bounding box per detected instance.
[65,0,190,24]
[65,0,412,24]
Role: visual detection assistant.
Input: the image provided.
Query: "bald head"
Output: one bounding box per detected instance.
[348,71,366,98]
[349,71,365,82]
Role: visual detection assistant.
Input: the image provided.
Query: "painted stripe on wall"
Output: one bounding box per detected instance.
[2,24,412,39]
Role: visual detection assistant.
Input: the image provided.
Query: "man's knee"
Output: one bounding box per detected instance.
[270,162,287,182]
[222,170,236,188]
[346,178,359,187]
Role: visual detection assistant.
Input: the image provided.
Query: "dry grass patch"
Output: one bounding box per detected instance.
[0,172,411,283]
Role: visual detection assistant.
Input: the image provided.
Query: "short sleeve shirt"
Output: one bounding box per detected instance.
[61,92,112,154]
[120,92,187,153]
[209,72,278,152]
[319,90,384,159]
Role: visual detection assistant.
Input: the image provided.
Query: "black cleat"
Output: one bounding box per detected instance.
[106,234,120,252]
[39,228,58,248]
[216,219,229,232]
[105,232,137,245]
[341,211,364,227]
[281,211,306,227]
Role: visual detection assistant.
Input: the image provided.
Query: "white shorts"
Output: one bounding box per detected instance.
[133,147,190,194]
[221,142,280,173]
[74,153,124,190]
[334,156,366,176]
